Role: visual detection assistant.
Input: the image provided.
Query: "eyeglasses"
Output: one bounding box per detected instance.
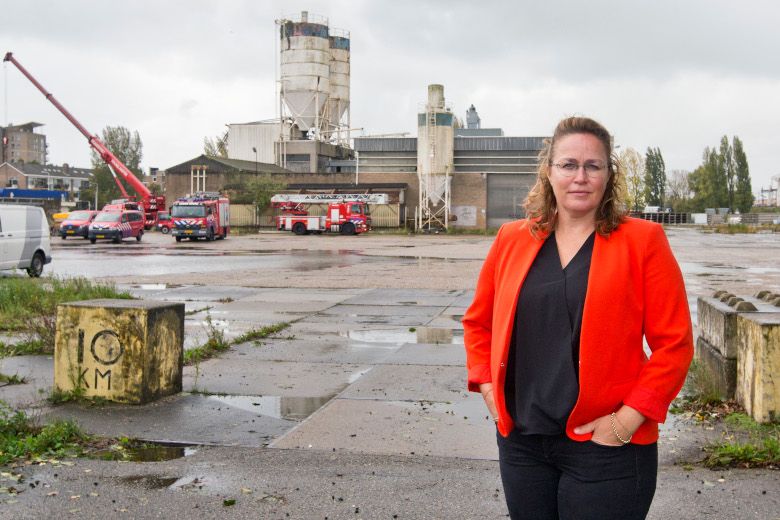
[551,160,608,178]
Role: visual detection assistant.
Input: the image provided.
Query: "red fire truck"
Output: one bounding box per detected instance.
[171,192,230,242]
[272,194,388,235]
[3,53,165,228]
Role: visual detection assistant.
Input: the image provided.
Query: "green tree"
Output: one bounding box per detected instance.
[618,148,645,211]
[666,169,693,212]
[204,130,228,158]
[689,147,722,211]
[146,183,164,195]
[88,126,143,208]
[719,136,737,212]
[643,147,666,208]
[732,136,754,212]
[247,173,288,215]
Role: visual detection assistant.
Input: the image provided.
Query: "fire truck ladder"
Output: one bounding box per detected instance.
[271,194,389,204]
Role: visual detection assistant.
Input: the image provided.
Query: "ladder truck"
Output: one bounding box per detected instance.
[3,52,165,228]
[271,193,388,235]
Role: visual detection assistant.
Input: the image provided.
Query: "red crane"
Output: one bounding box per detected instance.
[3,52,164,226]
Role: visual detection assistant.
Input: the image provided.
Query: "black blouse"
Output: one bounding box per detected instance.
[505,231,595,435]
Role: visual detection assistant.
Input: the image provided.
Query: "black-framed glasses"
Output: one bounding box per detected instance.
[551,160,607,178]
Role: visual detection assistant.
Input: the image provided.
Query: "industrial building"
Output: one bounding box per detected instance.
[163,11,547,230]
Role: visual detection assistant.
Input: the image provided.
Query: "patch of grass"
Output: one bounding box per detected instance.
[678,357,725,410]
[0,372,26,385]
[48,387,108,407]
[711,223,757,234]
[185,305,213,316]
[233,323,291,344]
[704,435,780,468]
[0,276,133,356]
[184,315,230,365]
[0,400,88,466]
[185,319,291,365]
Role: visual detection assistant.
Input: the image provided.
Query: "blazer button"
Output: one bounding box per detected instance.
[500,363,505,367]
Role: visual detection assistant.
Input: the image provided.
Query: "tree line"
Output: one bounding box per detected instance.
[619,136,754,214]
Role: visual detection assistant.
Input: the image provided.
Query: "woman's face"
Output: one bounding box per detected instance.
[546,133,610,222]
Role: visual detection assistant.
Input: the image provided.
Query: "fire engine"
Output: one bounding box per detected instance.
[3,53,165,228]
[171,192,230,242]
[272,194,388,235]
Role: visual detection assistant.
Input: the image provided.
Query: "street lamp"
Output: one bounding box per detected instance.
[252,147,258,173]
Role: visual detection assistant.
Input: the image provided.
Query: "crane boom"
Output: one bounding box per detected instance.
[3,52,164,220]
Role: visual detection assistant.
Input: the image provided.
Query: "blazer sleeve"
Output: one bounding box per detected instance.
[463,226,503,392]
[623,225,694,423]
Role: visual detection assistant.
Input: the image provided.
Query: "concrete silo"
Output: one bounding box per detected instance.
[417,84,454,230]
[278,11,331,140]
[327,29,351,146]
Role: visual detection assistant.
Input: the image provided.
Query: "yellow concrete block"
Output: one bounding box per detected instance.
[54,299,184,404]
[736,314,780,423]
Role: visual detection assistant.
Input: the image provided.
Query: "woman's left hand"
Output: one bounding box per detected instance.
[573,406,646,446]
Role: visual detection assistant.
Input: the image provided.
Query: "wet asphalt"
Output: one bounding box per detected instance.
[0,233,778,519]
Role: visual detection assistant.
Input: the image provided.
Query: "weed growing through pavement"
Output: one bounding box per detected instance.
[184,319,291,365]
[677,357,725,410]
[703,413,780,468]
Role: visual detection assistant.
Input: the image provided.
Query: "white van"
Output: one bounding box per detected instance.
[0,204,53,277]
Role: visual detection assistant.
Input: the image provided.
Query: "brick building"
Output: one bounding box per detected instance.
[1,122,47,164]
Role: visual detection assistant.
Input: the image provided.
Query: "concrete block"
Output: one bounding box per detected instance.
[736,314,780,424]
[695,337,737,398]
[697,297,742,358]
[54,299,184,404]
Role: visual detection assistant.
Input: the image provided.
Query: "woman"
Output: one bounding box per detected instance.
[463,116,693,519]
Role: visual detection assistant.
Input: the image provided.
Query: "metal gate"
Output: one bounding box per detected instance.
[486,174,535,229]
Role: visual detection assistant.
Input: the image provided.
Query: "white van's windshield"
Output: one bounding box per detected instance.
[94,212,121,223]
[172,206,205,218]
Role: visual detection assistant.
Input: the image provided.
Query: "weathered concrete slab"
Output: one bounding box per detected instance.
[452,290,475,308]
[382,343,466,366]
[184,358,371,398]
[155,285,269,302]
[44,393,296,447]
[0,355,55,409]
[340,365,467,402]
[318,304,448,318]
[343,288,465,307]
[228,339,401,365]
[244,287,370,303]
[273,397,497,459]
[302,313,430,327]
[336,327,463,346]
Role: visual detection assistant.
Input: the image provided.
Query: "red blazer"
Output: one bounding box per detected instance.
[463,218,693,444]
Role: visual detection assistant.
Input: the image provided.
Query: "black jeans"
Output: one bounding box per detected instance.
[496,429,657,520]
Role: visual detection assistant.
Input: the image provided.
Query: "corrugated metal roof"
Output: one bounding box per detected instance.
[354,138,417,152]
[165,155,293,174]
[454,137,548,151]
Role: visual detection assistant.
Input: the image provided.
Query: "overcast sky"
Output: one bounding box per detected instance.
[2,0,778,193]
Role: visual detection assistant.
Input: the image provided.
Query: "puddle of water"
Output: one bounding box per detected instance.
[209,394,335,420]
[92,445,197,462]
[338,327,464,345]
[123,446,198,462]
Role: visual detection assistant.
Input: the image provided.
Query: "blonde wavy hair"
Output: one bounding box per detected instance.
[525,116,627,239]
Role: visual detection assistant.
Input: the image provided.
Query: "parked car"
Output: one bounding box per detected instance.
[58,210,99,239]
[155,211,172,234]
[0,204,53,277]
[88,210,144,244]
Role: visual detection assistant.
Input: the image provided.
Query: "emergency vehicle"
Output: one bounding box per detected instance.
[272,194,388,235]
[88,210,145,244]
[171,192,230,242]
